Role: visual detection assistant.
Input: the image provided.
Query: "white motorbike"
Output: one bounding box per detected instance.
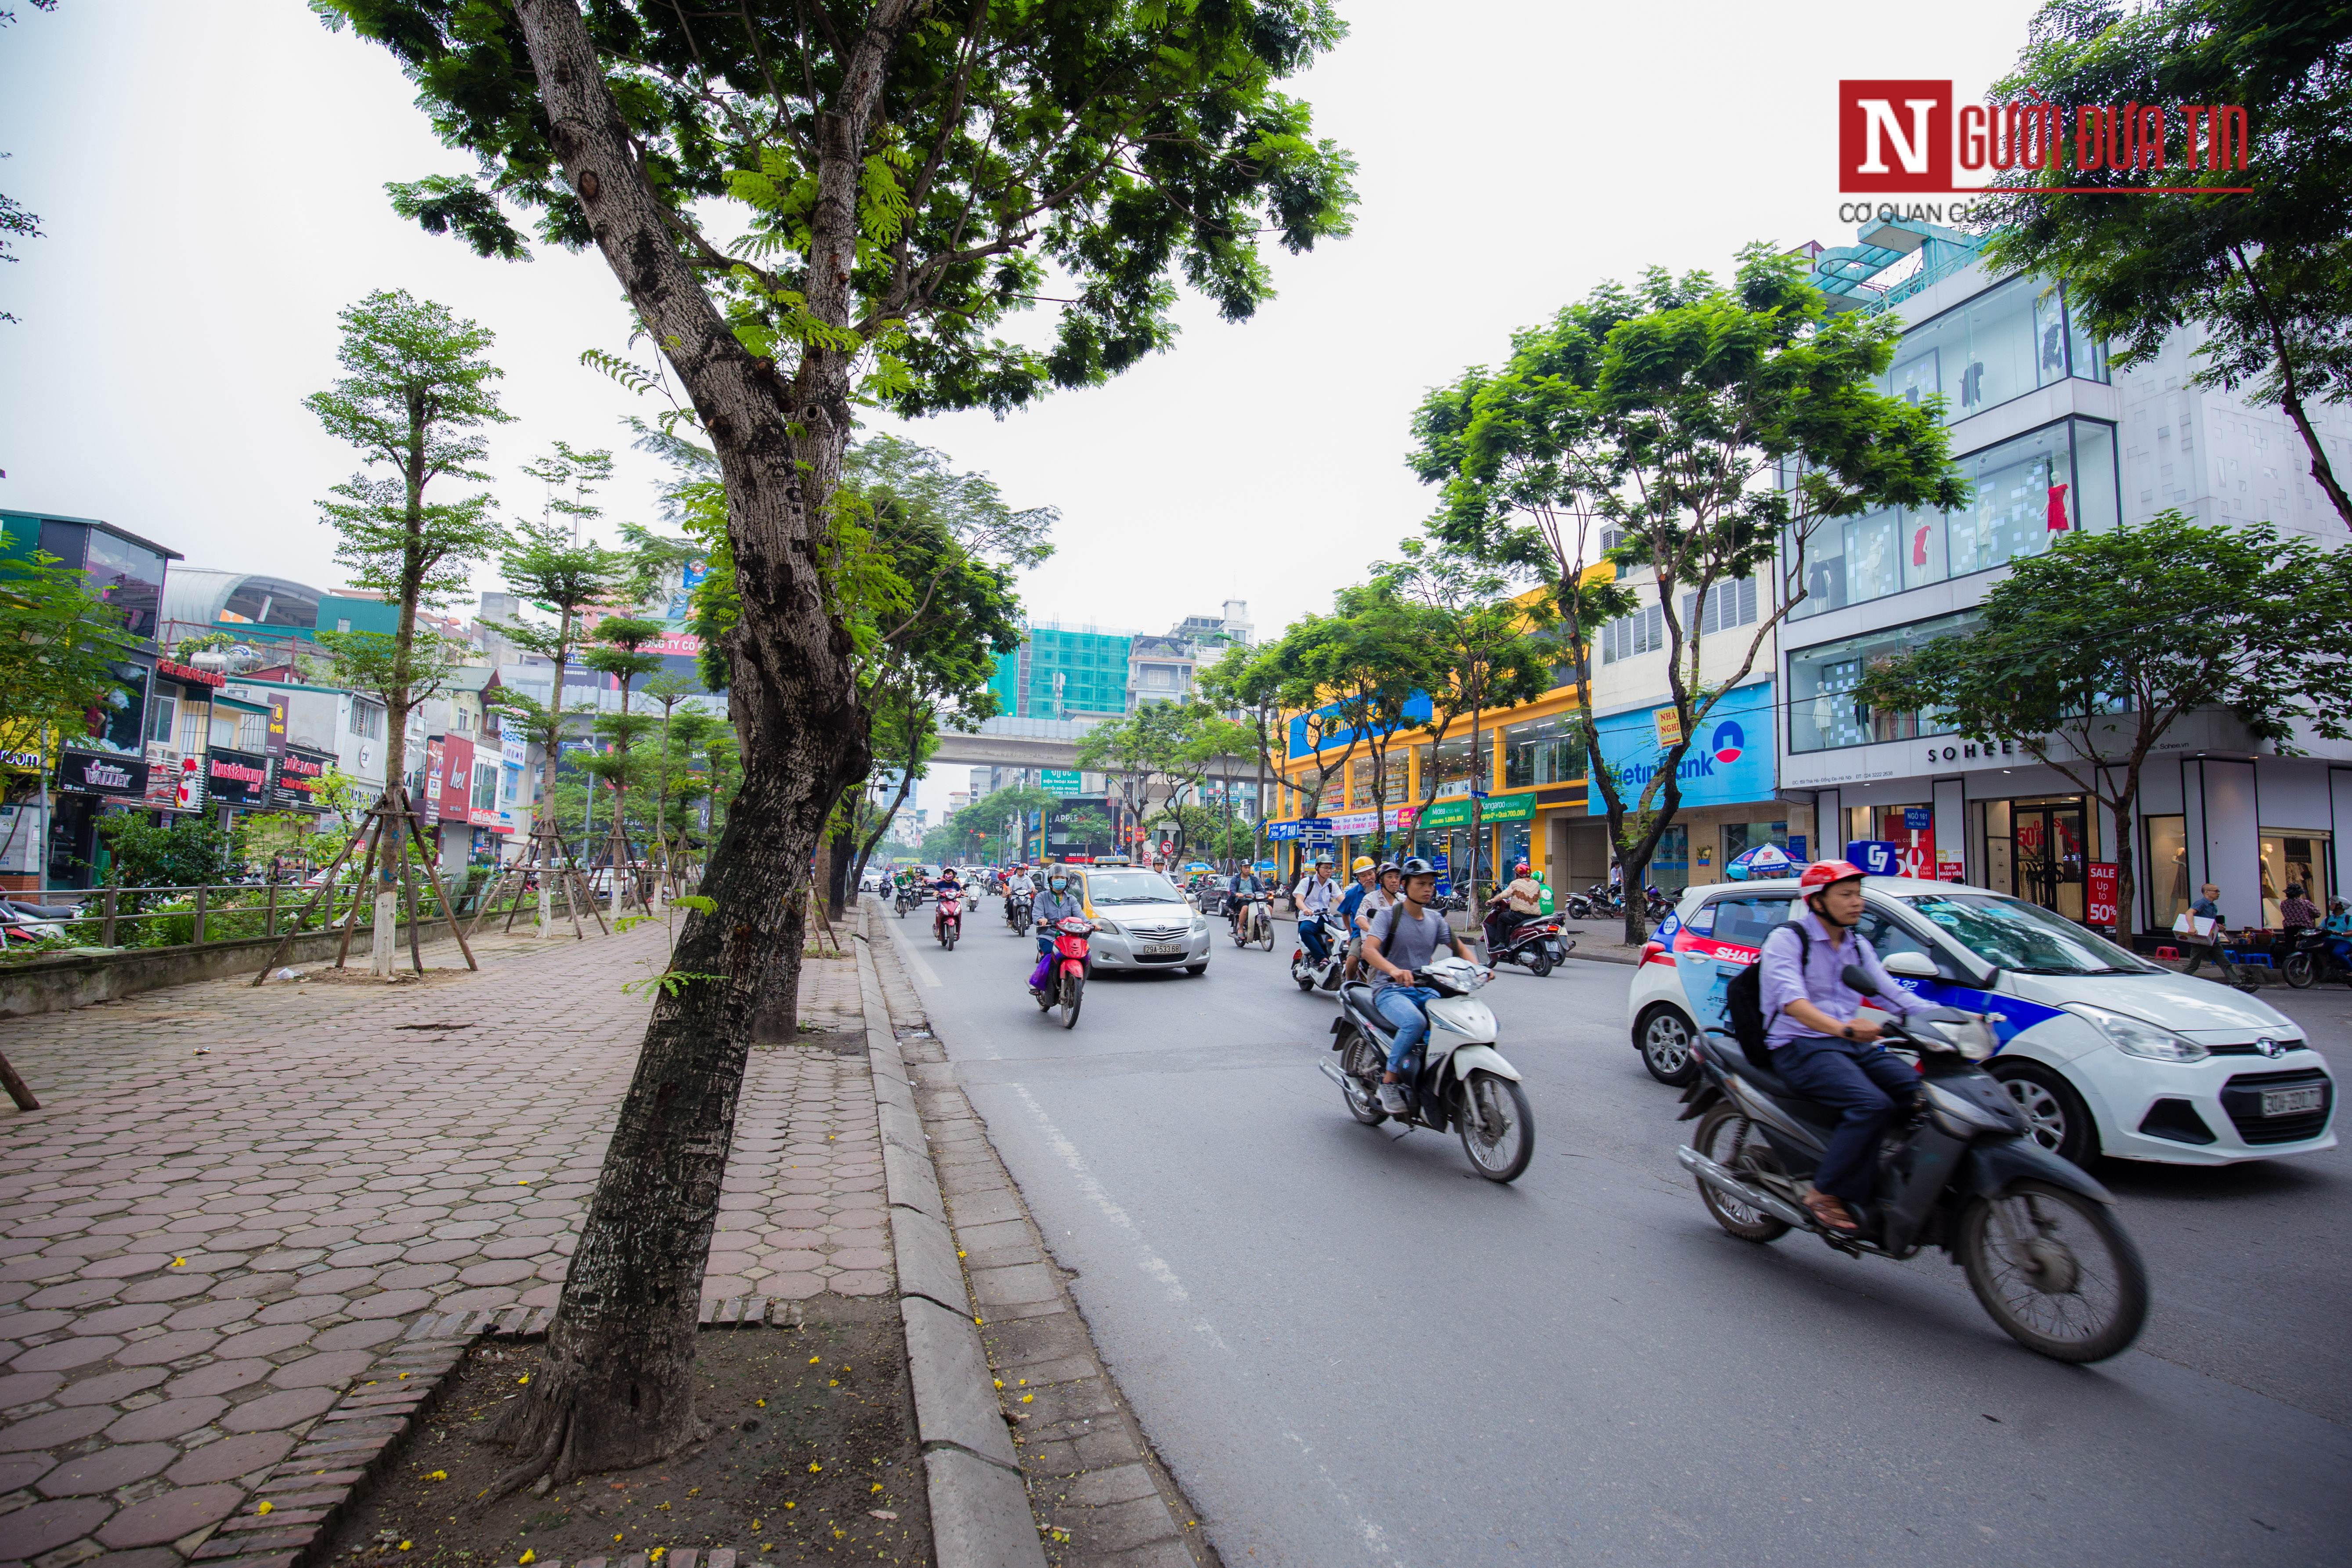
[1318,954,1535,1182]
[1288,911,1350,992]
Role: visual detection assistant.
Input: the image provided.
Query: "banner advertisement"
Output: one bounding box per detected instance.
[206,748,271,809]
[2087,862,2120,928]
[264,694,289,756]
[441,736,477,829]
[58,746,150,799]
[269,745,334,812]
[423,738,447,825]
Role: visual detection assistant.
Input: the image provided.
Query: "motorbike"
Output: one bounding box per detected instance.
[933,891,963,950]
[1230,894,1274,950]
[1004,892,1030,935]
[0,900,71,946]
[1318,954,1534,1182]
[895,883,919,918]
[1031,916,1093,1029]
[2281,926,2352,989]
[1644,885,1674,923]
[1675,962,2150,1363]
[1287,911,1350,992]
[1483,910,1573,976]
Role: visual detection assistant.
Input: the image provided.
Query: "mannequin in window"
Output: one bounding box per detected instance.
[2046,482,2071,533]
[1960,360,1986,408]
[2041,323,2066,375]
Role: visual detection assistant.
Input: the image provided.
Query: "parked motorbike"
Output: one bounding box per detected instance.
[1287,912,1350,991]
[1676,963,2149,1363]
[1031,916,1093,1029]
[1484,911,1573,977]
[0,900,71,945]
[1644,885,1674,923]
[2281,927,2352,989]
[1318,954,1533,1182]
[933,891,963,950]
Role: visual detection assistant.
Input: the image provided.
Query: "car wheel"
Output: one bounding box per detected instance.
[1990,1059,2099,1166]
[1185,963,1206,976]
[1636,1005,1700,1086]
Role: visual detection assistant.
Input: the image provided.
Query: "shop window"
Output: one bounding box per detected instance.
[2260,831,2332,928]
[1878,275,2107,425]
[2145,815,2188,932]
[1501,715,1579,788]
[1787,610,1978,753]
[1722,822,1789,866]
[84,661,148,755]
[1791,416,2119,620]
[1651,824,1690,892]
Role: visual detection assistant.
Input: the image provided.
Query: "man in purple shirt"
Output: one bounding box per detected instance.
[1758,860,1934,1234]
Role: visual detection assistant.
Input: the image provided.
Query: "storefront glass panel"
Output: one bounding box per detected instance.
[2260,831,2332,927]
[2145,814,2189,932]
[1502,715,1578,788]
[1651,824,1689,892]
[1984,795,2089,920]
[1787,610,1978,753]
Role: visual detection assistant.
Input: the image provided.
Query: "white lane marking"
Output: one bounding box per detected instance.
[1005,1084,1226,1346]
[1284,1430,1406,1566]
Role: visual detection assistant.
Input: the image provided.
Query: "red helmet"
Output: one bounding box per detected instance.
[1514,860,1530,874]
[1799,859,1867,890]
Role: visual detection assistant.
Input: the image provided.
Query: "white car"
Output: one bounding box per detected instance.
[1626,875,2335,1167]
[1069,863,1212,976]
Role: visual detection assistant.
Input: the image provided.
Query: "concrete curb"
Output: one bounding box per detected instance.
[854,912,1049,1568]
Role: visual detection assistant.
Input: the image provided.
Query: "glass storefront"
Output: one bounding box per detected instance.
[1881,274,2107,426]
[2260,831,2333,926]
[1417,734,1481,799]
[1788,610,1978,753]
[2145,815,2189,933]
[1501,714,1579,788]
[1983,796,2091,921]
[1794,416,2119,620]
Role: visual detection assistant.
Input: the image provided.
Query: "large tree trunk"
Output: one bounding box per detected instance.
[482,0,881,1490]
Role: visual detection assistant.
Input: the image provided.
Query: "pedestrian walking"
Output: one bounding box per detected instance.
[2179,882,2256,992]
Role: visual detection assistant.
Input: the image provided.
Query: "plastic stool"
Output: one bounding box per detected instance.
[2153,946,2179,960]
[2225,951,2272,968]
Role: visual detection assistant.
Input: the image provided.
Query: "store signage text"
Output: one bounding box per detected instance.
[156,659,226,689]
[1839,79,2252,195]
[1925,737,2041,764]
[61,748,151,797]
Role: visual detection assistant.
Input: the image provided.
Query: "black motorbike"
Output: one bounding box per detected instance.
[894,883,920,918]
[2281,926,2352,989]
[1675,963,2149,1363]
[1644,885,1674,923]
[1482,910,1573,977]
[1003,892,1029,934]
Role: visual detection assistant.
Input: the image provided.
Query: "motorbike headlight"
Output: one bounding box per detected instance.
[2066,1003,2209,1062]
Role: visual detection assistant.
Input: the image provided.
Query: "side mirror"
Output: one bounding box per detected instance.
[1841,961,1879,997]
[1881,950,1938,980]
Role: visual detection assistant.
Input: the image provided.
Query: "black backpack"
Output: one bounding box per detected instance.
[1723,922,1806,1069]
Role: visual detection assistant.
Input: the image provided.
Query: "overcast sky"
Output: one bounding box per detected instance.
[0,0,2041,826]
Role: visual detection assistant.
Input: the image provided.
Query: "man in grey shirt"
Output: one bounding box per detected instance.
[1362,857,1479,1115]
[1757,860,1933,1233]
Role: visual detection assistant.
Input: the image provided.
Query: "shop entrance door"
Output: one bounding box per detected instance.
[2009,798,2088,920]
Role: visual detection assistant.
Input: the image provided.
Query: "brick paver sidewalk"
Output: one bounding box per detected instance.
[0,926,890,1568]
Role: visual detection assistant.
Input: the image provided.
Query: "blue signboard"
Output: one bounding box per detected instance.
[1789,835,1807,862]
[1845,839,1904,877]
[1904,806,1932,831]
[1593,682,1776,810]
[1265,819,1331,842]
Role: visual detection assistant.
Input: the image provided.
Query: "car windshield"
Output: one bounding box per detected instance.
[1086,870,1185,904]
[1900,893,2156,975]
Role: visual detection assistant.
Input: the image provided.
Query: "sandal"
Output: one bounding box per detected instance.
[1803,1191,1859,1233]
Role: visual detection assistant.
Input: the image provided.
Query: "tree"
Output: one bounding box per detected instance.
[1855,512,2352,932]
[1077,703,1219,862]
[1197,645,1286,871]
[638,672,717,885]
[1415,248,1966,941]
[1275,596,1435,860]
[304,288,511,973]
[579,615,668,910]
[0,524,137,785]
[1367,540,1557,888]
[320,0,1356,1483]
[1980,0,2352,529]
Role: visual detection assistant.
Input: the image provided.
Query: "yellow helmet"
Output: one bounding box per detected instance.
[1351,856,1377,874]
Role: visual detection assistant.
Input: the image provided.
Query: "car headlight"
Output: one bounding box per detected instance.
[1092,918,1122,936]
[1190,914,1209,932]
[2065,1003,2209,1062]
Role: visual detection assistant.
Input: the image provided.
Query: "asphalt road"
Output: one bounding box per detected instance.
[885,912,2352,1568]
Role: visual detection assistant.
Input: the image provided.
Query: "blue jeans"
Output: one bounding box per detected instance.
[1373,985,1441,1077]
[1773,1034,1920,1203]
[1300,915,1332,965]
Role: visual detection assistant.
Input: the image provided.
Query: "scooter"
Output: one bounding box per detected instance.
[933,891,963,950]
[1030,916,1093,1029]
[1004,892,1029,935]
[2281,927,2352,989]
[1483,910,1573,977]
[1675,963,2150,1363]
[895,883,919,918]
[1230,894,1273,950]
[1287,911,1349,992]
[1319,954,1534,1182]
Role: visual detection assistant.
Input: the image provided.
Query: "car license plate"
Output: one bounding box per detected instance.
[2262,1086,2324,1117]
[1137,942,1182,955]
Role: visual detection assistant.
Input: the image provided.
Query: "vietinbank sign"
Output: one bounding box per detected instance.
[1839,79,2253,198]
[1596,682,1775,810]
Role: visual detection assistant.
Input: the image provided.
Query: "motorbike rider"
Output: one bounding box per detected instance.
[1362,858,1482,1115]
[1293,854,1341,968]
[1226,863,1268,934]
[932,865,966,939]
[1484,860,1546,953]
[2322,897,2352,963]
[1757,860,1936,1235]
[1030,867,1087,957]
[1334,857,1379,980]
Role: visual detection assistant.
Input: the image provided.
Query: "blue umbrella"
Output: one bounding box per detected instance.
[1726,842,1798,881]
